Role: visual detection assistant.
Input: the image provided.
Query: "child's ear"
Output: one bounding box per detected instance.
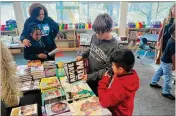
[119,67,124,73]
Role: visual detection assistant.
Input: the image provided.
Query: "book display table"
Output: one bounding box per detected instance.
[2,58,111,116]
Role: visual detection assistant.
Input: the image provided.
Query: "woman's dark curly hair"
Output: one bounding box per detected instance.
[29,3,48,19]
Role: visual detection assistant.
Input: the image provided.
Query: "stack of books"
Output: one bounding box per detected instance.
[43,61,56,77]
[10,104,38,116]
[30,65,45,80]
[17,65,32,82]
[20,80,40,92]
[27,60,45,80]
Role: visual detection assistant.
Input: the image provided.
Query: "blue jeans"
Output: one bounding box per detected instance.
[150,61,173,94]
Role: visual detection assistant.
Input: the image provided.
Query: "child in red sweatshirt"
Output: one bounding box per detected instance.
[98,49,139,116]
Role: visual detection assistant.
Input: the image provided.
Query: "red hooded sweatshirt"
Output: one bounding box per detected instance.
[98,70,139,116]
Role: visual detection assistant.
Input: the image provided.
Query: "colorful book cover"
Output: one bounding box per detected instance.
[45,101,70,116]
[39,77,61,90]
[28,60,42,67]
[56,68,65,77]
[43,61,56,69]
[10,104,38,116]
[63,59,89,83]
[42,88,65,101]
[44,68,56,77]
[70,96,102,116]
[64,82,94,101]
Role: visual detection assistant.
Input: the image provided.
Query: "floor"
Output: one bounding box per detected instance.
[13,51,175,115]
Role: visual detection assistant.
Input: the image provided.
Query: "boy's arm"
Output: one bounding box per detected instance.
[81,49,90,59]
[98,75,126,108]
[87,46,117,81]
[87,68,106,81]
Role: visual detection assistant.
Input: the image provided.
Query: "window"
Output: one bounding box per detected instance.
[21,2,57,22]
[2,2,120,25]
[127,2,175,25]
[1,2,16,25]
[88,1,120,25]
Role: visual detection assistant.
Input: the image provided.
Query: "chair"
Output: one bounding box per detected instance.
[135,38,155,60]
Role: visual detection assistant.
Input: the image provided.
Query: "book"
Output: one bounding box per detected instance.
[10,104,38,116]
[64,82,94,101]
[45,101,70,116]
[43,61,56,69]
[42,88,65,101]
[70,96,102,115]
[17,65,30,76]
[28,60,42,67]
[44,68,56,77]
[63,59,89,83]
[31,65,45,79]
[20,80,40,92]
[56,68,65,77]
[39,77,61,91]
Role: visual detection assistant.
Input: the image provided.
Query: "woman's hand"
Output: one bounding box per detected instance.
[22,39,31,47]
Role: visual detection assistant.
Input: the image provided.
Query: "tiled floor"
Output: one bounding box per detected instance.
[13,52,175,115]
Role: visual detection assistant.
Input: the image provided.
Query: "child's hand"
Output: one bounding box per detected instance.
[104,71,111,78]
[38,53,47,59]
[81,74,88,81]
[76,56,83,61]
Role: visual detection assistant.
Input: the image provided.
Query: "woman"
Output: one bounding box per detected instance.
[156,3,175,64]
[20,3,59,60]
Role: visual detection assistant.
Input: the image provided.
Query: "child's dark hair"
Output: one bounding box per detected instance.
[28,23,40,34]
[110,49,135,72]
[31,5,48,19]
[169,23,175,35]
[92,13,113,34]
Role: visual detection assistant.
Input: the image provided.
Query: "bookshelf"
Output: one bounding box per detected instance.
[1,28,19,36]
[55,27,119,52]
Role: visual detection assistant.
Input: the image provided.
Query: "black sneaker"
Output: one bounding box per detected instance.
[150,83,162,88]
[162,93,175,100]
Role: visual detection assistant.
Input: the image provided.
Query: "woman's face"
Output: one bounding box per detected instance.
[171,5,176,17]
[37,9,45,21]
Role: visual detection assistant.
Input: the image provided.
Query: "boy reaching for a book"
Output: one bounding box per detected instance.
[98,49,139,116]
[24,23,54,62]
[76,13,118,96]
